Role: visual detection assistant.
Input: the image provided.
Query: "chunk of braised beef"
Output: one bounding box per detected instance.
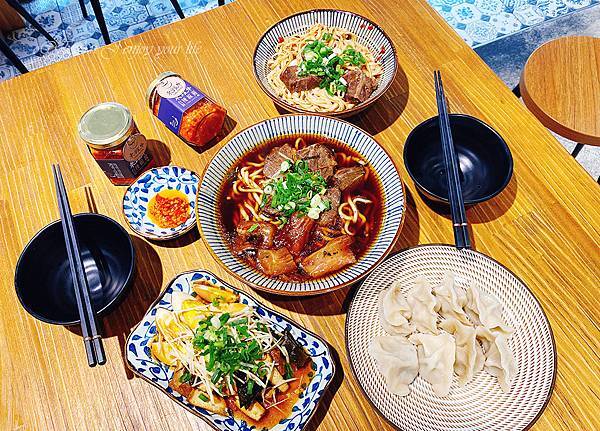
[343,70,376,103]
[332,166,366,192]
[260,196,282,217]
[301,235,356,277]
[235,371,262,408]
[280,330,309,370]
[231,237,256,256]
[280,66,322,93]
[236,220,276,248]
[318,187,341,227]
[263,144,296,178]
[278,213,316,256]
[257,248,297,276]
[297,144,337,180]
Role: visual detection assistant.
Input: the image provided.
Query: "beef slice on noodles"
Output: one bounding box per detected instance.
[297,144,337,180]
[301,235,356,277]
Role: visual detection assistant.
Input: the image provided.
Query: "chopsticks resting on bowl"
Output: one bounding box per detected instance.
[434,71,471,249]
[52,164,106,367]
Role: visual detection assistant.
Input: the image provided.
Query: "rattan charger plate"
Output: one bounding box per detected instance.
[346,245,556,431]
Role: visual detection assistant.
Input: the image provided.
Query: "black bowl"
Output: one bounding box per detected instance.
[15,213,135,325]
[403,114,513,205]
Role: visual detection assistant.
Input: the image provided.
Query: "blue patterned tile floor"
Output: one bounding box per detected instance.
[0,0,229,80]
[431,0,599,47]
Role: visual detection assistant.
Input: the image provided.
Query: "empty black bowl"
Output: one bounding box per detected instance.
[15,213,135,325]
[404,114,513,204]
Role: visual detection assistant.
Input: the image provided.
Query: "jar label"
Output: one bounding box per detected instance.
[156,76,205,135]
[156,76,187,98]
[123,133,147,162]
[90,134,153,184]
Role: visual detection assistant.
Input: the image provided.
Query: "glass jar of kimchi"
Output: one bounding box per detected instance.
[78,102,154,186]
[146,72,227,148]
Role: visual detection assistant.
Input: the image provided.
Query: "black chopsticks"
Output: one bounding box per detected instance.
[52,164,106,367]
[434,71,471,250]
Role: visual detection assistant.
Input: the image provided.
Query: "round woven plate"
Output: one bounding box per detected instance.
[346,245,556,431]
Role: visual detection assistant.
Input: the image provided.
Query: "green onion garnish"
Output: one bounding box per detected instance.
[284,362,294,379]
[179,370,192,383]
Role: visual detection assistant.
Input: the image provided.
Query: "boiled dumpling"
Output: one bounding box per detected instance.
[409,332,455,397]
[378,281,414,335]
[433,273,471,325]
[370,335,419,396]
[476,326,516,393]
[406,277,438,334]
[439,317,484,385]
[465,282,514,336]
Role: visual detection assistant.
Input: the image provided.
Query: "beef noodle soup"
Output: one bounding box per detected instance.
[218,134,384,281]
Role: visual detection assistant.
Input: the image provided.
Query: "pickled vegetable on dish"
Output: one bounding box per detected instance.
[150,281,314,426]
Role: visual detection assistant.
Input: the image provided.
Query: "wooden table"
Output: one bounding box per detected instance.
[0,0,598,430]
[0,0,22,32]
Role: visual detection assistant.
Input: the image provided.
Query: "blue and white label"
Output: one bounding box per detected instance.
[156,76,205,135]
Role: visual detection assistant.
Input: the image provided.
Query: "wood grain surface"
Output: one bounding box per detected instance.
[0,1,599,430]
[0,0,23,32]
[520,36,600,146]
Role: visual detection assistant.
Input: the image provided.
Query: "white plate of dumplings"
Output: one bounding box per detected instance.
[346,245,556,431]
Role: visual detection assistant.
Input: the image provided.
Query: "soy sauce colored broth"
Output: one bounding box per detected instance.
[218,134,384,281]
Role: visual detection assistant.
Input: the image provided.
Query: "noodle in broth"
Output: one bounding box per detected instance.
[219,135,383,281]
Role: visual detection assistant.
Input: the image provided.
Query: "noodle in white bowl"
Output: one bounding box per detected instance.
[266,23,384,113]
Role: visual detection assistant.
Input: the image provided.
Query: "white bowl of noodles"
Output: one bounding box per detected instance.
[197,115,405,296]
[253,9,398,118]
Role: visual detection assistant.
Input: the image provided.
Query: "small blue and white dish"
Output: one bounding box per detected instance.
[125,270,336,431]
[123,166,199,241]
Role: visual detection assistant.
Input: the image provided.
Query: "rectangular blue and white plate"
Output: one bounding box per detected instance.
[125,270,336,431]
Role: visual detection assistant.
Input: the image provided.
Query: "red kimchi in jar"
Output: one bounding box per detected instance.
[146,72,227,148]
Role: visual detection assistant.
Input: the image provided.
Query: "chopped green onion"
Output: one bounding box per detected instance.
[198,393,209,402]
[246,224,259,233]
[179,370,192,383]
[211,369,223,385]
[284,362,294,379]
[263,159,328,223]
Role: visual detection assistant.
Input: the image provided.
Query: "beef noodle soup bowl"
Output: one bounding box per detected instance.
[198,115,405,295]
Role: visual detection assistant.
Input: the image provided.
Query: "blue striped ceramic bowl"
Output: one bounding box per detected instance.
[197,115,405,295]
[123,166,199,241]
[125,270,335,431]
[253,9,397,118]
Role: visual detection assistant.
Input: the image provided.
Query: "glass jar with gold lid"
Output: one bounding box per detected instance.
[78,102,154,185]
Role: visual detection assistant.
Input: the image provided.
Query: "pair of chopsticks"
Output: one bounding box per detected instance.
[434,71,471,249]
[52,164,106,367]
